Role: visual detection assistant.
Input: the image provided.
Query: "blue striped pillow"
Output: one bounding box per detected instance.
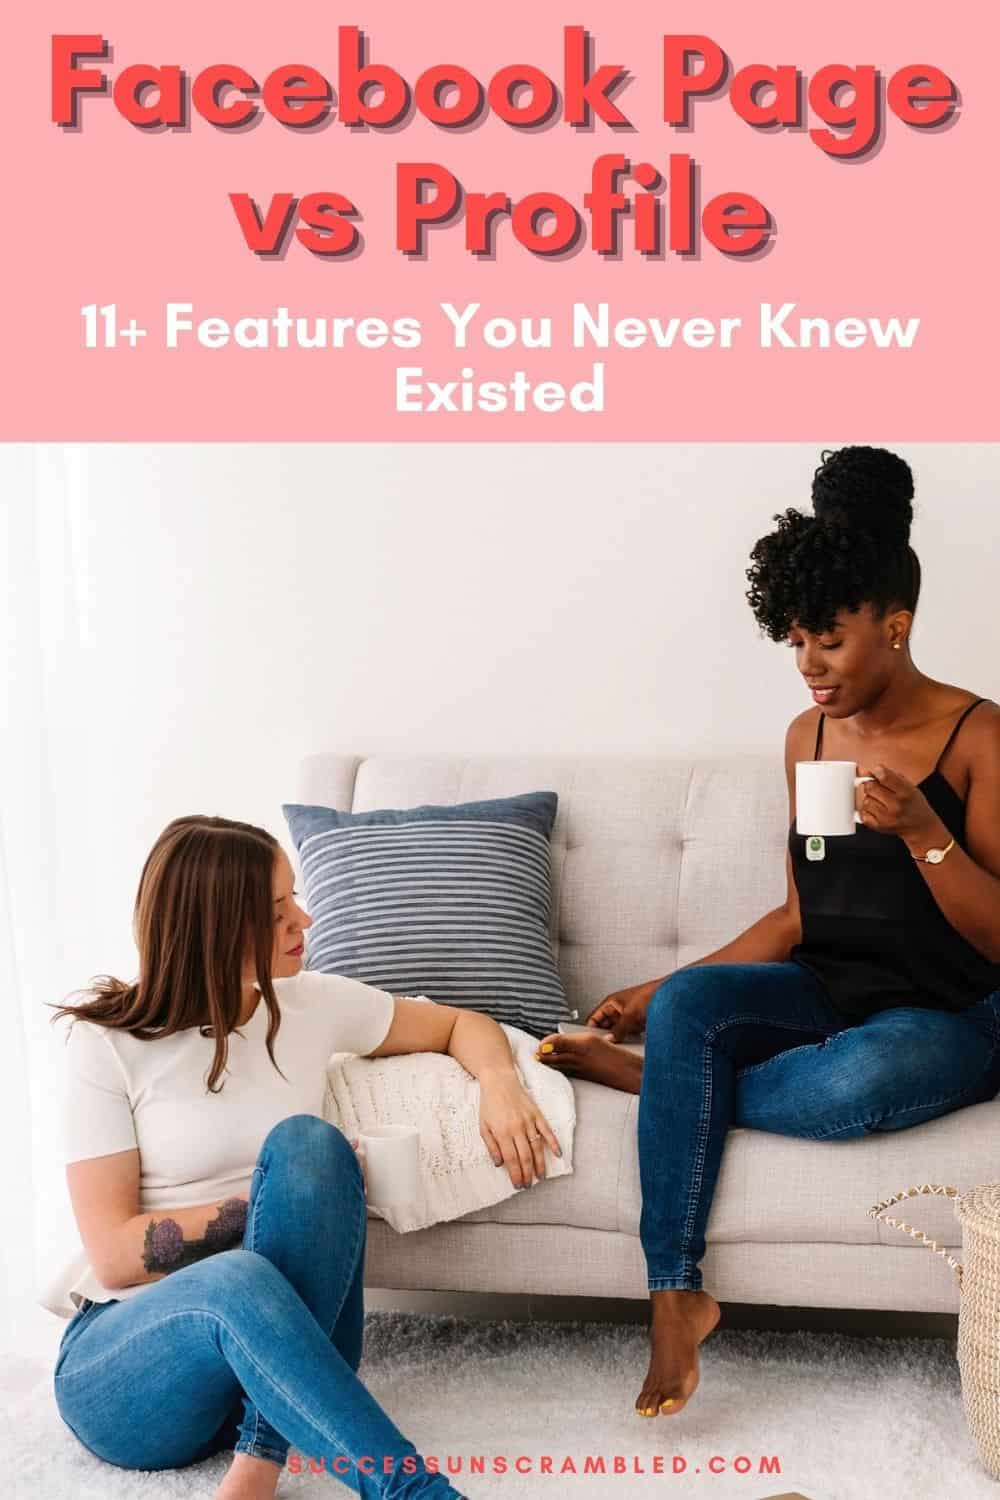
[282,792,568,1038]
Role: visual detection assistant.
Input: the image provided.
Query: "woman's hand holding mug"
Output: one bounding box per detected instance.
[855,763,949,850]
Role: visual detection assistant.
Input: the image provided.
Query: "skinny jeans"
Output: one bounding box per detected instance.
[638,962,1000,1291]
[54,1114,465,1497]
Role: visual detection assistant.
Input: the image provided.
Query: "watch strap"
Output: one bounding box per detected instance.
[913,836,956,864]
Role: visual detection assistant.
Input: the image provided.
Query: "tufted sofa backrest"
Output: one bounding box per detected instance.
[295,754,790,1017]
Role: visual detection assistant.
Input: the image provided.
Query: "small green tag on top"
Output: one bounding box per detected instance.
[806,835,826,861]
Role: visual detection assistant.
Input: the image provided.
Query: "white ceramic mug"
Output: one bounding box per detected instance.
[355,1125,424,1220]
[796,760,875,836]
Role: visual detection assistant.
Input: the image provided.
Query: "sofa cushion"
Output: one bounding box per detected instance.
[457,1081,999,1253]
[284,791,569,1037]
[295,753,789,1022]
[458,1077,634,1232]
[725,1096,1000,1249]
[300,755,991,1281]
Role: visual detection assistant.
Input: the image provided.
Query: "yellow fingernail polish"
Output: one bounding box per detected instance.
[540,1043,553,1053]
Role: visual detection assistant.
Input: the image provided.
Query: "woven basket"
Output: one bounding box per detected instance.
[869,1182,1000,1479]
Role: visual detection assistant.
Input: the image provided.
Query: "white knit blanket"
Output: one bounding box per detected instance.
[323,1023,575,1232]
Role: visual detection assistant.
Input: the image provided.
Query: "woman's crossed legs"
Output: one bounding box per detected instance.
[641,963,1000,1291]
[54,1115,464,1499]
[542,962,1000,1420]
[635,962,1000,1419]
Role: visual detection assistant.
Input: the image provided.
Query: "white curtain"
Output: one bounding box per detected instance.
[0,448,104,1351]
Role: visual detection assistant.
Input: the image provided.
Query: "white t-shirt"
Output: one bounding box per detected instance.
[40,971,395,1320]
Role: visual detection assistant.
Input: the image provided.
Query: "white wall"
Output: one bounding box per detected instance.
[2,440,998,1339]
[15,441,1000,980]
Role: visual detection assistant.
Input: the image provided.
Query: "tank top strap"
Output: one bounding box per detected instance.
[933,698,988,772]
[813,712,825,759]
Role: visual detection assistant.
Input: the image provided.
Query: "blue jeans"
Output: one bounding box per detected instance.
[54,1115,464,1498]
[638,962,1000,1292]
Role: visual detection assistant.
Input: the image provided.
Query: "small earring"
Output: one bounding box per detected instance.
[893,642,903,651]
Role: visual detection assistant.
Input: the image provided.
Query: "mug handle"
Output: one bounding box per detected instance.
[853,773,875,823]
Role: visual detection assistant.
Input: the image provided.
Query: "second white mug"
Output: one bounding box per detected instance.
[796,760,874,837]
[355,1125,424,1221]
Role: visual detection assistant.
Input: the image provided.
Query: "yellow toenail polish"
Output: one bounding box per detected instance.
[540,1043,553,1053]
[661,1399,674,1409]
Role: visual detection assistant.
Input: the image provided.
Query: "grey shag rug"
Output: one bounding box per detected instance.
[2,1311,991,1499]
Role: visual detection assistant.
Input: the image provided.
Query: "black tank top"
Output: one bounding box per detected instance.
[788,697,1000,1020]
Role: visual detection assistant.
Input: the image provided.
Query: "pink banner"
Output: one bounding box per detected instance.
[5,1,993,439]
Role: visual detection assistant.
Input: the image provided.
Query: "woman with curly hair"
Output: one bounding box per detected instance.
[47,816,561,1499]
[535,446,1000,1422]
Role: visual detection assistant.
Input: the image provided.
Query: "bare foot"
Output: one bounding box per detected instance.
[636,1289,721,1418]
[535,1031,644,1093]
[214,1452,283,1500]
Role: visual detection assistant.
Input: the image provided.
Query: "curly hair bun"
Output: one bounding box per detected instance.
[811,446,914,547]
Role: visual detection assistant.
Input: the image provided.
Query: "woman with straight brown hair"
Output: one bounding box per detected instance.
[48,814,561,1500]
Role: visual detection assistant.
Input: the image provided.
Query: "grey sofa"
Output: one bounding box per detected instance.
[297,753,985,1314]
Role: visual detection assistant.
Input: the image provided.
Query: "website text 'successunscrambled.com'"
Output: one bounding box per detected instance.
[285,1451,784,1479]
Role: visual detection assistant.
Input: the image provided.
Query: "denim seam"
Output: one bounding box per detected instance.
[736,1029,841,1080]
[317,1160,366,1343]
[55,1306,356,1470]
[802,1078,1000,1139]
[54,1309,219,1383]
[239,1137,365,1460]
[774,1026,1000,1140]
[234,1440,287,1465]
[245,1164,268,1461]
[674,1011,840,1285]
[679,1031,712,1277]
[616,1098,635,1234]
[197,1307,358,1473]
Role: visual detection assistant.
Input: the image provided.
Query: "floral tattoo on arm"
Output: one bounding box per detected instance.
[142,1196,248,1275]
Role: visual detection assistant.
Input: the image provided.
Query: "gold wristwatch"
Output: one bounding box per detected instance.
[912,836,956,865]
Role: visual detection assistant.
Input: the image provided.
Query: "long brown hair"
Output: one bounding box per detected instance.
[49,815,288,1092]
